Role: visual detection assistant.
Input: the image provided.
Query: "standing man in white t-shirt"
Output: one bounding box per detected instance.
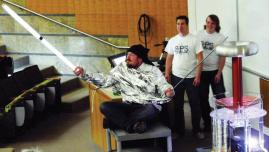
[196,14,226,132]
[165,16,204,139]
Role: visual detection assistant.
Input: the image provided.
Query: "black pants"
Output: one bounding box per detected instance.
[199,70,225,128]
[100,102,160,132]
[171,74,202,134]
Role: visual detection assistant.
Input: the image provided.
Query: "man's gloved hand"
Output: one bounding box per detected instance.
[165,87,175,97]
[74,66,84,77]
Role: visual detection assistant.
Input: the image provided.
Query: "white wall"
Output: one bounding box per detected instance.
[239,0,269,77]
[188,0,269,78]
[188,0,237,41]
[188,0,269,133]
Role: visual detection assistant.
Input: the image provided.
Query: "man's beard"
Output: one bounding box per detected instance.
[127,63,135,68]
[126,60,137,69]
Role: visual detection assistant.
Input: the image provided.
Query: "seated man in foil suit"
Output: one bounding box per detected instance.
[74,44,174,133]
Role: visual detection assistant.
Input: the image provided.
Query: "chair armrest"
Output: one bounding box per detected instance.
[5,95,24,112]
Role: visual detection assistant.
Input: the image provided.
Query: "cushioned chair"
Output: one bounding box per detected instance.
[0,107,16,139]
[23,65,61,109]
[0,78,31,127]
[12,69,37,91]
[0,56,13,79]
[0,84,25,139]
[12,65,61,112]
[0,76,24,99]
[0,87,10,109]
[12,70,46,113]
[23,65,56,87]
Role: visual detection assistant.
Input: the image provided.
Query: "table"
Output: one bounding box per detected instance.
[88,82,122,151]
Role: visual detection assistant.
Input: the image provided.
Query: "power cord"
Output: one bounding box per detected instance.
[137,14,152,48]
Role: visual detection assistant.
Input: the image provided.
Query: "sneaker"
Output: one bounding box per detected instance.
[132,121,147,133]
[194,132,205,139]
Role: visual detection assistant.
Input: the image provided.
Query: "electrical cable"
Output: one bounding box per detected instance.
[137,14,151,48]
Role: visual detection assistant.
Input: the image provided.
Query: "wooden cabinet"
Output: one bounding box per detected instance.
[88,83,122,151]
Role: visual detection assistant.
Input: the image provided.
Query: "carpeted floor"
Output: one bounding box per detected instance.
[0,104,212,152]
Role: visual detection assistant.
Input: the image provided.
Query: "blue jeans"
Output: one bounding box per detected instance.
[100,102,159,132]
[199,70,226,128]
[171,74,202,134]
